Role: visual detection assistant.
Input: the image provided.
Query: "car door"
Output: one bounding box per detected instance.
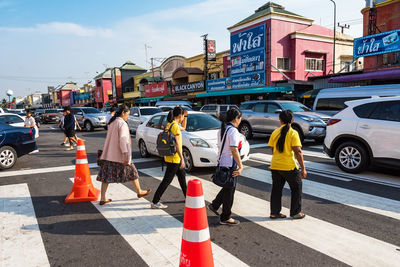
[8,115,25,127]
[356,100,400,159]
[130,107,142,131]
[72,109,84,126]
[144,115,163,154]
[250,103,268,132]
[264,103,282,133]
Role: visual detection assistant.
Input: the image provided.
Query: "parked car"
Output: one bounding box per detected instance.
[41,109,60,124]
[6,109,26,120]
[158,106,193,112]
[127,107,162,133]
[0,108,5,113]
[0,113,25,127]
[324,96,400,173]
[135,111,250,172]
[239,100,330,142]
[155,101,193,109]
[71,107,107,131]
[192,106,202,111]
[313,84,400,116]
[0,122,36,169]
[200,104,239,121]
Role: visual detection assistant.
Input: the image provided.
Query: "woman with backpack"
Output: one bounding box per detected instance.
[151,106,188,209]
[208,108,243,225]
[97,105,151,205]
[268,110,307,220]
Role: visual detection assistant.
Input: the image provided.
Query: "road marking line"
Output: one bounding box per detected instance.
[0,184,50,267]
[69,177,248,267]
[250,153,400,188]
[140,167,400,267]
[249,143,269,149]
[249,144,330,159]
[240,165,400,221]
[0,158,160,178]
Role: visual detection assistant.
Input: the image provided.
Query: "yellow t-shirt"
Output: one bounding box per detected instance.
[164,122,182,164]
[268,125,302,171]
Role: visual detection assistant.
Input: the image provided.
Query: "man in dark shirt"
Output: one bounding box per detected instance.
[63,106,76,151]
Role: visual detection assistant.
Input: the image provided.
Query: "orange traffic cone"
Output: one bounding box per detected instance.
[179,179,214,267]
[65,139,100,203]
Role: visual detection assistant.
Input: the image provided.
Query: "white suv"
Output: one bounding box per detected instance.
[324,96,400,173]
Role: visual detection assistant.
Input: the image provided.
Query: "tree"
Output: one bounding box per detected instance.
[12,97,16,103]
[1,99,6,108]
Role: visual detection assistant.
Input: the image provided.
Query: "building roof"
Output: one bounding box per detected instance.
[120,61,146,71]
[230,2,306,29]
[139,76,163,83]
[94,68,112,80]
[59,82,79,91]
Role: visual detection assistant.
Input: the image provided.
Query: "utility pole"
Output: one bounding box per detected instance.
[338,23,350,33]
[144,44,152,70]
[151,58,154,79]
[330,0,337,74]
[201,34,208,81]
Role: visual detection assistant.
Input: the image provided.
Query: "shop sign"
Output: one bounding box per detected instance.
[173,80,204,94]
[206,77,231,91]
[145,81,168,97]
[74,93,90,101]
[231,49,265,76]
[231,72,265,89]
[354,29,400,58]
[230,24,265,56]
[95,88,103,103]
[207,40,216,61]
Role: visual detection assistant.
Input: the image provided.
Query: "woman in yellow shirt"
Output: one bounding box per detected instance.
[151,106,187,209]
[268,110,307,219]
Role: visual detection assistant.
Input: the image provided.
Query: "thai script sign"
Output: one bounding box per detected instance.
[230,24,265,56]
[231,73,265,89]
[354,29,400,58]
[206,78,231,91]
[207,40,216,61]
[74,93,90,101]
[231,49,265,75]
[145,81,168,98]
[173,80,205,94]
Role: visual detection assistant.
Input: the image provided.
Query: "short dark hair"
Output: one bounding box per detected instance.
[110,107,116,112]
[63,106,71,112]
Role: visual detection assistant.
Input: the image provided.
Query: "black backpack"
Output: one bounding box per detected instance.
[157,122,177,157]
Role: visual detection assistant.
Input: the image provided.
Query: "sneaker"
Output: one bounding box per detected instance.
[65,147,73,151]
[64,143,69,147]
[207,203,220,216]
[60,143,65,146]
[29,149,39,154]
[151,202,168,209]
[219,218,240,225]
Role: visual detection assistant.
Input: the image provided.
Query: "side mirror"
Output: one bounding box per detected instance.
[134,113,139,117]
[274,109,283,114]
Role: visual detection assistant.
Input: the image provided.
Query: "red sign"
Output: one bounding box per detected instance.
[145,81,168,98]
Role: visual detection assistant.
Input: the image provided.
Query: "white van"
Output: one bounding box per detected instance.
[313,84,400,116]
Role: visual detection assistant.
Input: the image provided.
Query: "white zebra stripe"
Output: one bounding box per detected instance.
[182,228,210,243]
[185,195,205,209]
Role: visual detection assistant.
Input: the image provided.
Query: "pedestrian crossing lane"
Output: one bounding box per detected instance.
[140,167,400,267]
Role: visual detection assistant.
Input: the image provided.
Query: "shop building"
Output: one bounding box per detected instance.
[94,69,113,109]
[57,82,79,107]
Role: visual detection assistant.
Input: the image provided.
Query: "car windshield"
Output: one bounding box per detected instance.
[279,102,311,112]
[83,108,101,114]
[140,108,162,116]
[45,110,58,113]
[186,114,221,132]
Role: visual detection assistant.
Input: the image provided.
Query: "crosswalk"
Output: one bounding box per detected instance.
[1,151,400,266]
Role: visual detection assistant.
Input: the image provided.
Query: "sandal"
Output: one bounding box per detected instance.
[99,199,112,205]
[291,213,306,220]
[137,189,151,198]
[270,213,287,219]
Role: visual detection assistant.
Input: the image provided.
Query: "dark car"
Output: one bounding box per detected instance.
[41,109,60,124]
[0,122,36,170]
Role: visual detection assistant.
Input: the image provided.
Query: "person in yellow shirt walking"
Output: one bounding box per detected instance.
[268,110,307,220]
[151,106,187,209]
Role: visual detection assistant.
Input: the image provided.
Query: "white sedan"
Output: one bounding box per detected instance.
[135,111,250,172]
[0,113,25,127]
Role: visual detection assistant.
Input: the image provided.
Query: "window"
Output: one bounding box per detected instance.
[146,115,162,128]
[0,116,9,124]
[208,72,220,80]
[382,52,400,66]
[140,108,162,116]
[369,101,400,122]
[353,103,377,118]
[277,57,290,70]
[266,104,281,113]
[316,97,366,111]
[305,58,324,71]
[130,108,139,116]
[220,106,228,112]
[8,115,24,124]
[340,60,356,72]
[253,103,267,113]
[240,103,255,110]
[161,116,168,130]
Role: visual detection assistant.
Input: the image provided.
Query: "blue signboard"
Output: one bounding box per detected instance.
[231,72,265,89]
[354,29,400,58]
[230,24,265,56]
[231,49,265,76]
[74,93,90,101]
[206,78,231,91]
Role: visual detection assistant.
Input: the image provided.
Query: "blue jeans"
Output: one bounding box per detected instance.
[32,127,38,150]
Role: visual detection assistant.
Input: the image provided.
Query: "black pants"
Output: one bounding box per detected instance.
[211,186,236,221]
[270,169,302,217]
[152,162,187,204]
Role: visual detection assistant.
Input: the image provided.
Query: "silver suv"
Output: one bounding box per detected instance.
[71,107,107,131]
[200,104,239,120]
[239,100,330,142]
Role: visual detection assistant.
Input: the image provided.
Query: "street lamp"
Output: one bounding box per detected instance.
[330,0,336,74]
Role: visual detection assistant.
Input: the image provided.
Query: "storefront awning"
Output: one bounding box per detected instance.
[196,86,292,98]
[135,96,165,103]
[163,95,197,101]
[328,68,400,83]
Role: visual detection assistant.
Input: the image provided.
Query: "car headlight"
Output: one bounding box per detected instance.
[300,116,319,122]
[190,138,210,148]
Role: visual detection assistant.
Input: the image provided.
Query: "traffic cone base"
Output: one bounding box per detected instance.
[65,187,100,203]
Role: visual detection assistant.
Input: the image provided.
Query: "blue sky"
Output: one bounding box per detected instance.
[0,0,364,98]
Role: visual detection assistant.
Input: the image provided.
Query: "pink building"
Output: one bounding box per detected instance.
[94,68,113,109]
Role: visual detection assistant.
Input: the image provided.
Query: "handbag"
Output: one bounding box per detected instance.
[212,126,237,188]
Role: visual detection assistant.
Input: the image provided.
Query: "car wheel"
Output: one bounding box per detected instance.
[292,125,305,144]
[139,140,149,158]
[335,142,368,173]
[183,148,194,173]
[239,122,253,139]
[84,121,94,132]
[0,146,17,170]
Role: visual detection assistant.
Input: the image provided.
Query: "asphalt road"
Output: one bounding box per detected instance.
[1,124,400,267]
